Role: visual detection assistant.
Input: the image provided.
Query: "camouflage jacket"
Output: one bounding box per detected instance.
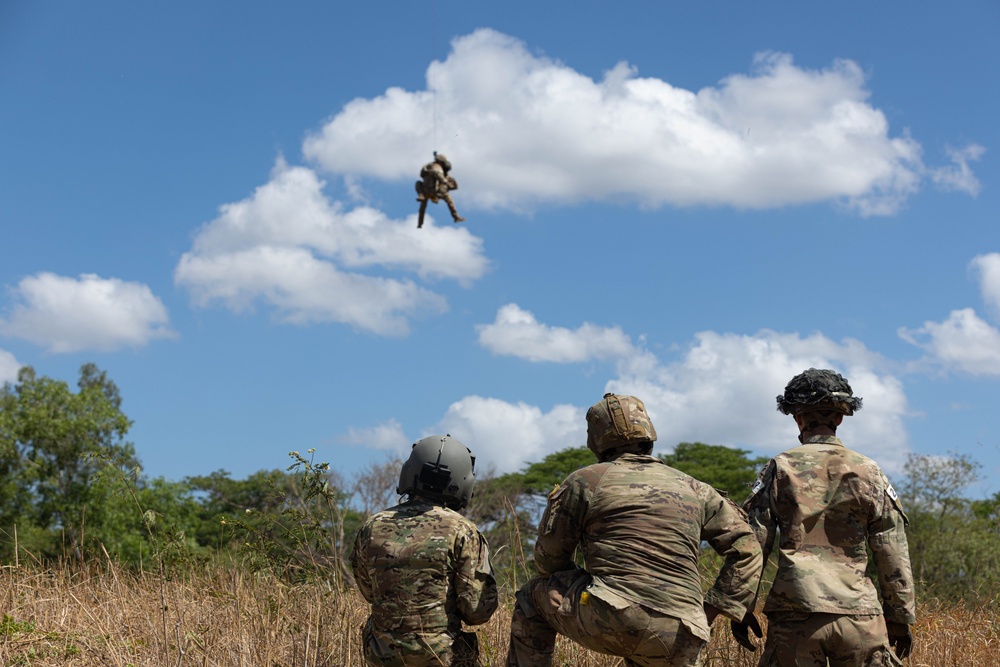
[742,436,916,623]
[420,162,455,196]
[535,453,763,640]
[350,499,498,637]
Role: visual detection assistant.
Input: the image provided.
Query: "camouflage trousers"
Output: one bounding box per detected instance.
[361,619,480,667]
[506,569,706,667]
[416,181,461,226]
[759,612,903,667]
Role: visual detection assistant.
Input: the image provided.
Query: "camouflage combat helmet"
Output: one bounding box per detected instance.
[433,152,452,170]
[586,393,657,457]
[397,434,476,510]
[777,368,863,416]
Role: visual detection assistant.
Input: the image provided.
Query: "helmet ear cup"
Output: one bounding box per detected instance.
[397,435,476,510]
[418,460,452,493]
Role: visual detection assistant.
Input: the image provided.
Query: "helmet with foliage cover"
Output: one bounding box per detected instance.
[397,434,476,510]
[776,368,863,416]
[586,392,657,458]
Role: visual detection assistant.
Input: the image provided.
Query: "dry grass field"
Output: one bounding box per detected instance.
[0,561,996,666]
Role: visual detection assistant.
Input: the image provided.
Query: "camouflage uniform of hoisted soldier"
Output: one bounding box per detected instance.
[505,393,764,667]
[735,369,916,666]
[416,153,465,228]
[350,435,498,667]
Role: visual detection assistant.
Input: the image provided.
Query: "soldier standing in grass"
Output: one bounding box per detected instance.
[734,369,916,666]
[505,392,764,667]
[415,152,465,228]
[351,435,497,667]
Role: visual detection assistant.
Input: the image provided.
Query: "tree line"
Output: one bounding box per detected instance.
[2,364,997,602]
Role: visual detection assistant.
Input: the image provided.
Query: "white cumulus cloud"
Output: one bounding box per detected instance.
[350,323,910,476]
[971,252,1000,319]
[337,418,410,452]
[0,273,174,353]
[899,308,1000,377]
[0,349,21,384]
[898,253,1000,376]
[476,303,635,362]
[301,29,963,216]
[607,329,909,470]
[432,396,585,475]
[175,160,490,336]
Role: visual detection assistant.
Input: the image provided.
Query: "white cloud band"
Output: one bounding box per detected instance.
[0,273,174,353]
[302,29,966,216]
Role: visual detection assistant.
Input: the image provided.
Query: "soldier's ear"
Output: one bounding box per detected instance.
[793,414,808,432]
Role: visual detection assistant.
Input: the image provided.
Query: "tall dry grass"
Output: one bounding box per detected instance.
[0,560,996,666]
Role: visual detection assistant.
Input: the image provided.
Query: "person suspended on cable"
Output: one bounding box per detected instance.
[415,152,465,228]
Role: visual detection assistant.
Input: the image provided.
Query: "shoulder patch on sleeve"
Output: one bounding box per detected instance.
[742,461,775,510]
[548,483,560,500]
[881,474,909,525]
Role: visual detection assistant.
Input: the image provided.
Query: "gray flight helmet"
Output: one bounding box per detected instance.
[396,434,476,510]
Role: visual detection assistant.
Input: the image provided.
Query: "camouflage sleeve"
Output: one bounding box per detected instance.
[454,524,499,625]
[349,521,374,603]
[869,474,917,624]
[534,475,587,577]
[701,486,764,621]
[742,460,778,563]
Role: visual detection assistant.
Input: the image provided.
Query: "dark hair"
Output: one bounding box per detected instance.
[598,440,654,462]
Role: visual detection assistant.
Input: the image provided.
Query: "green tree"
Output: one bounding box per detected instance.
[192,453,364,583]
[515,446,597,495]
[899,452,1000,602]
[186,467,294,548]
[659,442,767,500]
[0,364,138,561]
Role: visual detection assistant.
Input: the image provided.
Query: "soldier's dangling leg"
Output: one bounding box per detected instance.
[415,180,427,202]
[442,194,465,223]
[417,200,428,229]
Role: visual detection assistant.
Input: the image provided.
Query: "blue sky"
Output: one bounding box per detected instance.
[2,1,998,498]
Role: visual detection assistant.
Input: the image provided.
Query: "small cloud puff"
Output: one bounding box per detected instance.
[337,418,410,452]
[930,144,985,197]
[899,253,1000,377]
[476,303,635,363]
